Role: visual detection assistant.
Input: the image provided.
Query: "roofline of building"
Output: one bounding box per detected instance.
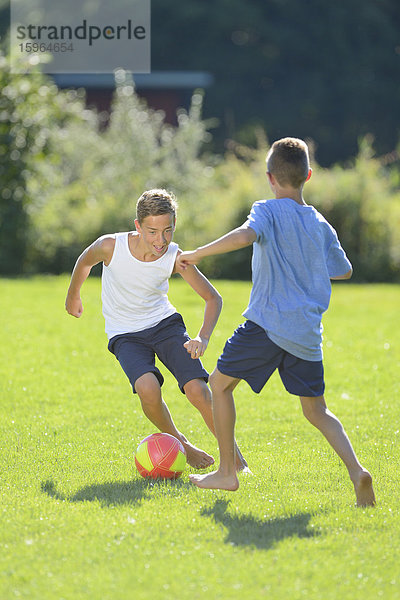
[51,71,214,89]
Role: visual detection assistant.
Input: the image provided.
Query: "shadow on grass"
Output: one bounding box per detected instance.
[201,499,319,550]
[41,477,190,507]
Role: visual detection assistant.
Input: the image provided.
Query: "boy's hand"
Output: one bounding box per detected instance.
[177,250,200,270]
[65,295,83,318]
[184,336,208,359]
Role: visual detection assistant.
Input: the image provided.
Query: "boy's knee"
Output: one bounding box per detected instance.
[302,404,317,425]
[184,379,211,407]
[300,396,326,425]
[209,369,222,392]
[135,373,162,405]
[209,368,237,393]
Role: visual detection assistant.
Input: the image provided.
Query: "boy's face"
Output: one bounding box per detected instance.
[135,213,176,258]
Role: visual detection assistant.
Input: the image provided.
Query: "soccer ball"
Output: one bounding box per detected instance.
[135,433,186,480]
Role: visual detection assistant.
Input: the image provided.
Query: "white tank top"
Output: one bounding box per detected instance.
[101,232,179,339]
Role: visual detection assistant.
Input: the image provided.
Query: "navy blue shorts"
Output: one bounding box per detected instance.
[108,313,208,395]
[217,320,325,397]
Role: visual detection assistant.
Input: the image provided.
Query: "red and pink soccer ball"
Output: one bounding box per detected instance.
[135,433,186,480]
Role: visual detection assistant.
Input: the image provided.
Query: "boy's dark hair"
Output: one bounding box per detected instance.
[136,189,178,224]
[266,137,310,188]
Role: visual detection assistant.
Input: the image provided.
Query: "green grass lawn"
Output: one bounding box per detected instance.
[1,276,399,599]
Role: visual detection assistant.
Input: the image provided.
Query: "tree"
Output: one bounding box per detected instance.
[0,52,100,273]
[151,0,400,165]
[0,57,215,274]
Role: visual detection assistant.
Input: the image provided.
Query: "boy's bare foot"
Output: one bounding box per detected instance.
[189,469,239,490]
[352,469,376,507]
[182,442,214,469]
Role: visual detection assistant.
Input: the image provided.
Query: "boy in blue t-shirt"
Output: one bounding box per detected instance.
[177,137,375,507]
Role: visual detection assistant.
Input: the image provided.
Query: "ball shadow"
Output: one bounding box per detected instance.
[41,477,191,507]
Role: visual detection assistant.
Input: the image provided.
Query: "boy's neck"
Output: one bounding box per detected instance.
[129,231,169,262]
[274,186,306,206]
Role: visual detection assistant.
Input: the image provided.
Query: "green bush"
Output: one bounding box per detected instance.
[196,137,400,283]
[307,137,400,282]
[192,142,268,279]
[1,54,216,273]
[0,52,103,274]
[1,49,399,282]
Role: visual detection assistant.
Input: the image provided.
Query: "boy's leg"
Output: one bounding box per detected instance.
[184,378,250,472]
[190,368,241,490]
[183,378,215,434]
[300,395,375,506]
[109,326,214,469]
[135,372,214,469]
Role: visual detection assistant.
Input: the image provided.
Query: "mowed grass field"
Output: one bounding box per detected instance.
[1,276,399,600]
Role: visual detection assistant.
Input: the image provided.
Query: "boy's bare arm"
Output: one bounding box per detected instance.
[65,235,115,318]
[177,225,257,268]
[174,256,223,358]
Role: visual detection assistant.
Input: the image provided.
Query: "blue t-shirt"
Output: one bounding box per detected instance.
[243,198,352,361]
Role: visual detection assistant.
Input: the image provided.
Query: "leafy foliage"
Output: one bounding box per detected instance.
[201,136,400,282]
[1,51,399,281]
[0,53,100,274]
[0,54,214,273]
[151,0,400,166]
[1,0,400,167]
[307,137,400,282]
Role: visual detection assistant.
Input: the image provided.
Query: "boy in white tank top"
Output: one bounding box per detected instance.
[66,189,248,471]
